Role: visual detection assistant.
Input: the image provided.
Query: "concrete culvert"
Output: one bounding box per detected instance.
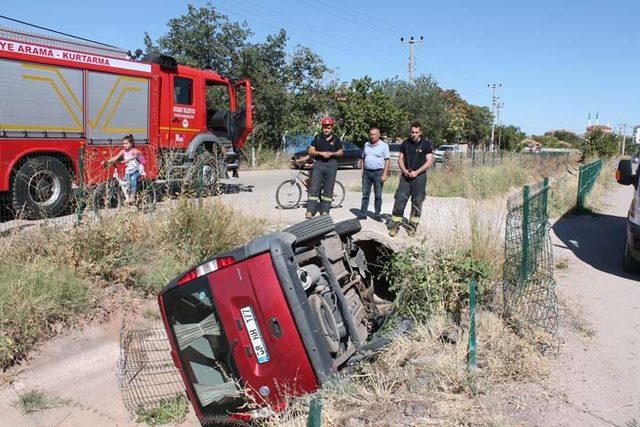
[354,238,396,303]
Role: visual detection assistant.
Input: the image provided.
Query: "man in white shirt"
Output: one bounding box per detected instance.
[358,127,390,221]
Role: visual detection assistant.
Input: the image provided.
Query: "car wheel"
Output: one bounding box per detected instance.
[334,219,362,237]
[622,239,640,273]
[284,215,335,244]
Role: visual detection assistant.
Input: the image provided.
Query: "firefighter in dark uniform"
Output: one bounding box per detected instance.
[389,121,433,237]
[306,117,343,218]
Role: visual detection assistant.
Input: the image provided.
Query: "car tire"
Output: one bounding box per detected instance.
[284,215,335,244]
[622,239,640,273]
[334,219,362,237]
[12,156,72,219]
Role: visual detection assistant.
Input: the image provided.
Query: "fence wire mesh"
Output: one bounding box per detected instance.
[117,318,186,415]
[577,159,603,212]
[503,178,559,335]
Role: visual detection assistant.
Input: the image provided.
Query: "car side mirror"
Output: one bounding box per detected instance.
[616,159,635,186]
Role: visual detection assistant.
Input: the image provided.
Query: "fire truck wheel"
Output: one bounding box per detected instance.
[12,156,71,219]
[284,215,335,245]
[192,149,219,195]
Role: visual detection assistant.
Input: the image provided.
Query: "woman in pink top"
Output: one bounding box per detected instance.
[104,135,145,203]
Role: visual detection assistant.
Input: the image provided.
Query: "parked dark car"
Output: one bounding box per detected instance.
[157,217,405,425]
[292,141,362,168]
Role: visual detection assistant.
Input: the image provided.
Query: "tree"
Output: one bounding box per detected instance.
[497,125,526,151]
[464,105,492,147]
[143,3,250,76]
[583,129,619,158]
[332,77,407,144]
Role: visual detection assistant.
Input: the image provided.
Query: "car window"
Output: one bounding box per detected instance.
[389,145,401,153]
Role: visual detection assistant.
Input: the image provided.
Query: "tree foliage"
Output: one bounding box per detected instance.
[584,129,619,158]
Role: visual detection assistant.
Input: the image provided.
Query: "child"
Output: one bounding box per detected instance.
[105,134,145,203]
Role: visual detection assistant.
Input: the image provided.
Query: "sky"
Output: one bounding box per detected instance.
[2,0,639,135]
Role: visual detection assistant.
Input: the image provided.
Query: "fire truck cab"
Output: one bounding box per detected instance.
[0,26,253,219]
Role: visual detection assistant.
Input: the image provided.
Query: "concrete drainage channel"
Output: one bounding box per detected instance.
[117,217,405,424]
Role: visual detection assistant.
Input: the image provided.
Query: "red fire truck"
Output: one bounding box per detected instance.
[0,26,253,219]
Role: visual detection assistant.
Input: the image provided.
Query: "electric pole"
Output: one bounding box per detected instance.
[400,36,423,83]
[487,83,501,151]
[620,123,628,156]
[496,101,504,149]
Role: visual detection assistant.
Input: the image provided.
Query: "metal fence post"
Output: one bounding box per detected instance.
[307,396,322,427]
[576,164,584,213]
[542,177,549,222]
[76,144,86,225]
[468,278,477,370]
[472,148,476,166]
[521,185,531,282]
[482,150,486,165]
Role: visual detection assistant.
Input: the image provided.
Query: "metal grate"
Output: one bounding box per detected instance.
[116,319,187,414]
[503,177,559,336]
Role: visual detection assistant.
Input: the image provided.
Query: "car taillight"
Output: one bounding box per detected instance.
[177,256,236,285]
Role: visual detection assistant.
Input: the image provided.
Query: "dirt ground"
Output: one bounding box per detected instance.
[478,181,640,426]
[1,171,639,426]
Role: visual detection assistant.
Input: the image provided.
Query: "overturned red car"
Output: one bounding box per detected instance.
[157,216,402,425]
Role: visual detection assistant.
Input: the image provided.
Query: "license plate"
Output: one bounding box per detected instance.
[240,306,270,364]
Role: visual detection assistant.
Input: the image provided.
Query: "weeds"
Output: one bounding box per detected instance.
[0,260,92,367]
[384,246,495,322]
[14,389,71,414]
[135,394,189,426]
[352,155,576,200]
[0,200,265,369]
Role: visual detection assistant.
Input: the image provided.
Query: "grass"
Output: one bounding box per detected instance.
[0,199,265,370]
[14,389,71,414]
[351,155,577,200]
[135,395,189,426]
[263,312,549,426]
[241,146,292,170]
[0,260,92,368]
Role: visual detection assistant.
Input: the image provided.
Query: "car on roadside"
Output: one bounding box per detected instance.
[433,144,462,163]
[291,141,362,169]
[157,216,405,425]
[615,159,640,272]
[388,143,401,171]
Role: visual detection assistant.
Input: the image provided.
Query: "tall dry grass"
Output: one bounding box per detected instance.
[262,312,549,426]
[0,200,265,369]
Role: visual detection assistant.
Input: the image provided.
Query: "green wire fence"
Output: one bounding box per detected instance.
[576,159,603,213]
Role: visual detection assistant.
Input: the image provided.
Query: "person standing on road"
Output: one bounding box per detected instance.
[389,121,433,237]
[306,117,343,218]
[358,127,390,221]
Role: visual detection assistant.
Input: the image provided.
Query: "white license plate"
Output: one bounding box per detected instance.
[240,306,270,364]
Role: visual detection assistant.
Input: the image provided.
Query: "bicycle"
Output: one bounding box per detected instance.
[275,161,345,209]
[92,161,158,217]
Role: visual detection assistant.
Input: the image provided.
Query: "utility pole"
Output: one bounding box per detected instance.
[620,123,628,156]
[487,83,501,151]
[400,36,423,83]
[496,101,504,149]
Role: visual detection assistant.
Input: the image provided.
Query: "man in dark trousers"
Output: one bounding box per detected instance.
[389,121,433,237]
[306,117,343,218]
[358,126,390,221]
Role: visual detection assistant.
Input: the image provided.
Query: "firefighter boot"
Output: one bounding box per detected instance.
[389,216,402,237]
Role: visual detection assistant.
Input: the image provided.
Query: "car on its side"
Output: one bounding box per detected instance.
[615,159,640,272]
[157,217,405,425]
[388,143,402,171]
[291,141,362,169]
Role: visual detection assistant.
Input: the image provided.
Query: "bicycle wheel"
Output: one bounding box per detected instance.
[276,179,302,209]
[135,179,158,214]
[92,179,123,218]
[331,181,345,208]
